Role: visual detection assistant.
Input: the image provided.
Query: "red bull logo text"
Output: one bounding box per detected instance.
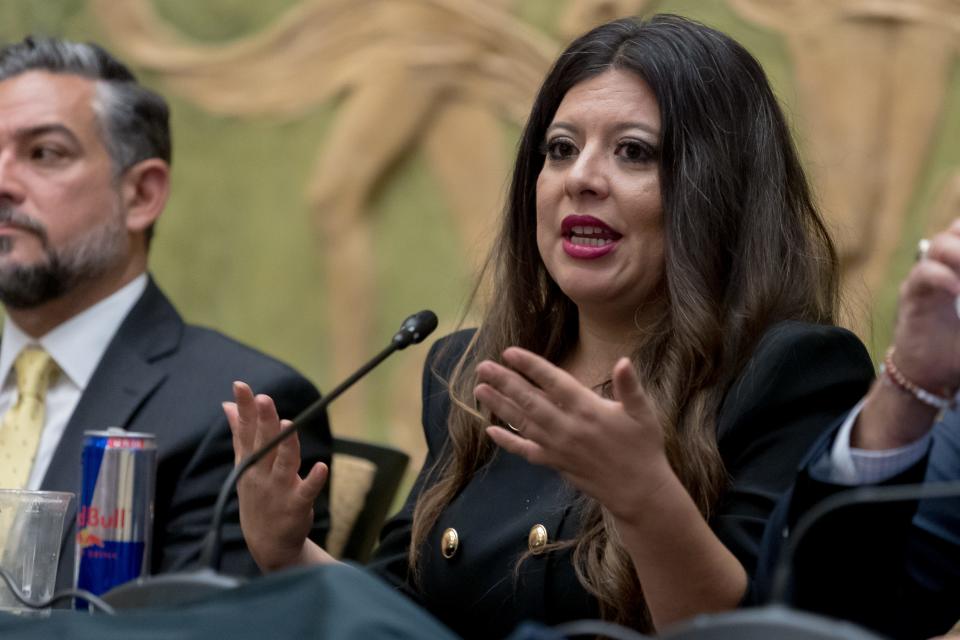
[77,506,127,530]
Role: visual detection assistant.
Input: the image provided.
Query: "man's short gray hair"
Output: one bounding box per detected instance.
[0,36,171,243]
[0,36,171,175]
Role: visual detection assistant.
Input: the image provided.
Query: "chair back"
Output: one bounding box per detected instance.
[326,436,410,562]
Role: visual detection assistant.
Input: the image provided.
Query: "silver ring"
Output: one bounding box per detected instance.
[917,238,931,262]
[505,422,521,434]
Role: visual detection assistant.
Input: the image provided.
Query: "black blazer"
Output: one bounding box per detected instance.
[39,278,332,590]
[753,407,960,639]
[368,321,874,638]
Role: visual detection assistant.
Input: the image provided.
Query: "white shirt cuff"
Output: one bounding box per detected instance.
[818,399,932,485]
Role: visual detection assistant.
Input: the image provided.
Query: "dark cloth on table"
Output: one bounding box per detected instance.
[0,564,458,640]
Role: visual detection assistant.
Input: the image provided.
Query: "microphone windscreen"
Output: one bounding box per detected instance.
[394,310,438,348]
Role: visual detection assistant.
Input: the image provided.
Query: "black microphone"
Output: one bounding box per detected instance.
[98,310,438,609]
[392,309,438,349]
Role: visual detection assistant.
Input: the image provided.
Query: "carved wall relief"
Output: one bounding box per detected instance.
[730,0,960,334]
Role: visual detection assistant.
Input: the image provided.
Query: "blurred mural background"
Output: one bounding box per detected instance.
[1,0,958,475]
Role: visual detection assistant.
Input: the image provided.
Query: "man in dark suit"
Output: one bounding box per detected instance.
[753,223,960,639]
[0,36,331,590]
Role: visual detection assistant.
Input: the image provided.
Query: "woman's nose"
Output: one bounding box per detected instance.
[563,150,609,200]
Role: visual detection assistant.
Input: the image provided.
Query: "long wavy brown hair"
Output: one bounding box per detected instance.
[409,14,839,632]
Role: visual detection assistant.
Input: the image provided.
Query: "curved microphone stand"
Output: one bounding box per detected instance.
[100,311,438,610]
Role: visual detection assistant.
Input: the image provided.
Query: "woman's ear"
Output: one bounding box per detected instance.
[120,158,170,233]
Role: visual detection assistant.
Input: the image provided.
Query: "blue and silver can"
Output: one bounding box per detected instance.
[75,429,156,603]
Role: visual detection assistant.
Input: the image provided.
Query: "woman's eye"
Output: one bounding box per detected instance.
[616,140,655,164]
[544,138,577,161]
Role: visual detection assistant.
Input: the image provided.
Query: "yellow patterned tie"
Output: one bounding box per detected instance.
[0,348,59,489]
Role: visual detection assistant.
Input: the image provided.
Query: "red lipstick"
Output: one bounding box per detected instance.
[560,215,621,259]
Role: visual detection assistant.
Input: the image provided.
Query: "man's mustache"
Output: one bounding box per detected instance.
[0,205,48,245]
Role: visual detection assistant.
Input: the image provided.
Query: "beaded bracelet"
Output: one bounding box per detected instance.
[882,347,955,411]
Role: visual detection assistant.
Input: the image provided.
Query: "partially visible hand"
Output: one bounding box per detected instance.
[856,220,960,449]
[474,348,673,526]
[223,381,328,572]
[891,220,960,394]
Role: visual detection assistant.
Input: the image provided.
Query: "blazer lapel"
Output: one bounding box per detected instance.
[43,344,167,491]
[41,278,183,581]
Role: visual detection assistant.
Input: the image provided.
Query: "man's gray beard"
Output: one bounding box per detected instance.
[0,254,73,309]
[0,210,128,310]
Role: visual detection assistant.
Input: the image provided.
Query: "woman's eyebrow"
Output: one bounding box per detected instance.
[545,121,660,138]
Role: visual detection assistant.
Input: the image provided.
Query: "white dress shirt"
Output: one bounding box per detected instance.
[0,274,148,489]
[819,399,933,485]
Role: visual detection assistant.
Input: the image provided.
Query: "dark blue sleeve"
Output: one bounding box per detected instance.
[752,408,960,639]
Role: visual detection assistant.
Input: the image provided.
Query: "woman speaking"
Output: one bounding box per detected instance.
[225,14,874,638]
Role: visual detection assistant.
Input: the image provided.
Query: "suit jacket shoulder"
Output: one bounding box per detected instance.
[711,320,875,576]
[717,321,873,440]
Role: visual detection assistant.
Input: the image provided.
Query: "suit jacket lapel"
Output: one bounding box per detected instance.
[42,344,168,490]
[41,278,183,571]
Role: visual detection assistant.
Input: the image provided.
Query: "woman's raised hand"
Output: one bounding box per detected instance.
[474,348,672,526]
[223,381,333,571]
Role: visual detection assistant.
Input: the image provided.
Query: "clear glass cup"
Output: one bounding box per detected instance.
[0,489,73,616]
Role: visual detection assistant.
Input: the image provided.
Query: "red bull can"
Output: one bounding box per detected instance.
[76,429,156,604]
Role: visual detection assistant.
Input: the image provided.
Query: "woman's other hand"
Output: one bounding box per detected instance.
[474,348,672,525]
[223,381,333,571]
